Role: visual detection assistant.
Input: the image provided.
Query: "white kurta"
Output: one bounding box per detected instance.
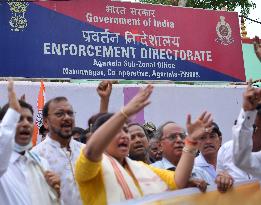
[217,140,253,182]
[32,136,83,205]
[0,109,58,205]
[0,108,19,176]
[233,108,261,180]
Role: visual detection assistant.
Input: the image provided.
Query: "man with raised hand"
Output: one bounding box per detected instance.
[0,80,61,205]
[233,80,261,180]
[0,80,21,176]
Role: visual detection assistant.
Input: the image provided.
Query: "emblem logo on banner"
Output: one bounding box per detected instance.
[215,16,234,46]
[8,1,29,31]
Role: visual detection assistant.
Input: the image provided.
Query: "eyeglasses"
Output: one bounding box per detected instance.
[161,133,186,142]
[50,111,75,118]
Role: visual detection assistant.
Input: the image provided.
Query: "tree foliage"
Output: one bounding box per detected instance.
[139,0,256,16]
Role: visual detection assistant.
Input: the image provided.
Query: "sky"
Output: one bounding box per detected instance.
[240,0,261,38]
[120,0,261,38]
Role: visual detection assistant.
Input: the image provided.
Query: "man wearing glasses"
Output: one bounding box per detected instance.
[152,121,232,192]
[151,121,212,191]
[151,122,186,171]
[32,97,83,205]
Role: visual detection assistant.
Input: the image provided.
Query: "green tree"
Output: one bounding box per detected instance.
[139,0,256,16]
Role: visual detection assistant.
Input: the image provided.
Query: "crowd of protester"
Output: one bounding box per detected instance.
[0,39,260,205]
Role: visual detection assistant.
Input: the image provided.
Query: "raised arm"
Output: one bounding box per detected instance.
[97,80,112,113]
[175,111,212,188]
[8,80,21,113]
[233,81,261,176]
[0,80,21,177]
[83,85,153,162]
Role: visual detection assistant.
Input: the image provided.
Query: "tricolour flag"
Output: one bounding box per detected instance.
[32,80,45,146]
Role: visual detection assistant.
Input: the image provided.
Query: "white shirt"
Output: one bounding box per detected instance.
[0,108,19,176]
[217,140,253,182]
[151,157,177,170]
[193,153,217,184]
[233,108,261,180]
[32,136,83,205]
[0,109,57,205]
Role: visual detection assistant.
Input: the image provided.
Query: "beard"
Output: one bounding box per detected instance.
[51,126,72,139]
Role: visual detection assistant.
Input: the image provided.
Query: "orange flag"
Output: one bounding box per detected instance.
[32,80,45,146]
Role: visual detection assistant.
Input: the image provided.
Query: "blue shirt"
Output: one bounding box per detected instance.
[193,153,217,184]
[151,157,176,170]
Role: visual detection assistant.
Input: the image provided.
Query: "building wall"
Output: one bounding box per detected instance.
[0,81,245,143]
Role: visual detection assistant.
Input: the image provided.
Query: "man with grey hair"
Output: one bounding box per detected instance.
[152,120,233,192]
[151,121,185,171]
